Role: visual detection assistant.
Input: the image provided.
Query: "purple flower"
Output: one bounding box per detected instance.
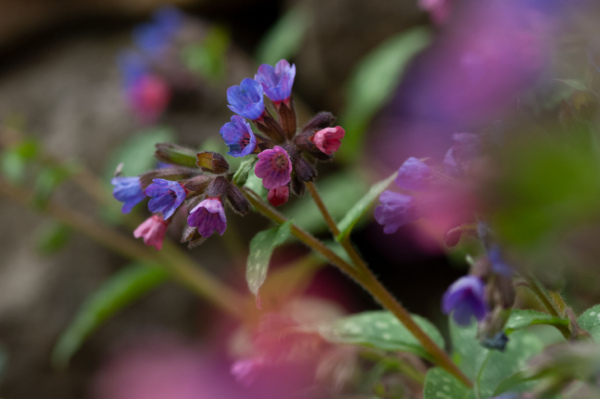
[254,60,296,103]
[231,357,266,387]
[145,178,187,219]
[111,176,147,213]
[227,78,265,120]
[488,245,513,276]
[443,133,481,176]
[133,6,184,55]
[117,51,148,87]
[396,157,432,191]
[255,146,292,189]
[374,191,419,234]
[187,197,227,237]
[133,214,169,250]
[442,276,488,326]
[219,115,257,157]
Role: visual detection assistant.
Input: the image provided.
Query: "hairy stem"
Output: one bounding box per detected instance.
[242,187,473,388]
[0,180,247,320]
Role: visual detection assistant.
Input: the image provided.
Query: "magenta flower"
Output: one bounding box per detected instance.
[111,176,146,213]
[254,59,296,103]
[442,275,488,326]
[231,357,266,387]
[145,179,187,220]
[396,157,432,191]
[133,214,169,250]
[311,126,345,155]
[125,74,170,124]
[374,191,419,234]
[255,146,292,189]
[267,185,289,207]
[187,197,227,237]
[418,0,452,25]
[219,115,257,157]
[227,78,265,121]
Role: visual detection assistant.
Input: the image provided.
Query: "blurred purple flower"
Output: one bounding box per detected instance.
[227,79,265,121]
[254,60,296,103]
[220,116,257,157]
[311,127,345,155]
[374,191,419,234]
[145,179,187,219]
[231,358,266,387]
[396,157,432,191]
[488,245,513,276]
[111,176,146,213]
[255,146,292,189]
[133,214,169,250]
[133,6,184,55]
[419,0,452,24]
[187,197,227,237]
[442,275,488,326]
[117,51,148,87]
[443,133,481,176]
[125,74,171,124]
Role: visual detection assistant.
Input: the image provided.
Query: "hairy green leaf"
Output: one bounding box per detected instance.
[504,309,569,335]
[424,368,473,399]
[577,304,600,342]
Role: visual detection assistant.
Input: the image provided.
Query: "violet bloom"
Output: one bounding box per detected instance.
[488,246,513,276]
[133,214,169,250]
[133,6,184,55]
[111,176,146,213]
[187,197,227,237]
[125,74,171,124]
[374,191,419,234]
[255,146,292,189]
[254,60,296,103]
[311,126,345,155]
[396,157,432,191]
[267,185,289,207]
[442,275,488,326]
[220,115,257,157]
[145,179,187,220]
[227,78,265,120]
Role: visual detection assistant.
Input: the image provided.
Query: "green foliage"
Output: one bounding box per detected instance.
[339,27,432,160]
[336,172,397,241]
[103,127,175,181]
[256,5,311,65]
[504,309,570,335]
[0,139,39,183]
[244,167,268,201]
[52,263,169,368]
[286,170,369,235]
[577,304,600,342]
[424,368,473,399]
[246,221,293,300]
[320,311,445,362]
[233,157,257,187]
[36,222,72,254]
[182,26,230,80]
[33,162,77,208]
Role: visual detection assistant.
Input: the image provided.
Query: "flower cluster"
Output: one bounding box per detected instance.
[221,59,345,206]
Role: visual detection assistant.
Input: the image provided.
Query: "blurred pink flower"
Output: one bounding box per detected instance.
[126,74,171,124]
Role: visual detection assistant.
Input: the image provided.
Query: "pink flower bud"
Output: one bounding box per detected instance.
[267,185,289,207]
[133,214,169,250]
[311,126,345,155]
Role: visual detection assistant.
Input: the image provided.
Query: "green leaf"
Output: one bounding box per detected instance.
[33,163,77,208]
[451,320,546,398]
[104,127,175,181]
[577,304,600,342]
[504,309,569,335]
[182,26,229,80]
[36,222,72,254]
[0,139,40,183]
[320,311,445,362]
[244,167,268,201]
[339,27,432,160]
[233,157,257,187]
[256,5,311,65]
[336,172,397,241]
[555,79,588,91]
[424,368,473,399]
[52,263,169,368]
[246,221,293,300]
[286,170,369,235]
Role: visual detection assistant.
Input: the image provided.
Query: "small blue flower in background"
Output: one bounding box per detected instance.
[111,176,147,213]
[254,59,296,103]
[220,115,257,157]
[227,78,265,120]
[145,178,187,219]
[117,51,148,87]
[374,191,419,234]
[133,6,184,55]
[442,275,488,326]
[396,157,432,191]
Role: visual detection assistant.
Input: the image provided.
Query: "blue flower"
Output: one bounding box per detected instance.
[117,51,148,87]
[254,59,296,102]
[374,191,419,234]
[133,6,184,55]
[396,157,432,191]
[227,78,265,120]
[220,115,257,157]
[442,276,488,326]
[145,178,187,219]
[111,176,147,213]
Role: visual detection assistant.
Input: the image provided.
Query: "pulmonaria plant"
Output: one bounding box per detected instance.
[111,59,346,250]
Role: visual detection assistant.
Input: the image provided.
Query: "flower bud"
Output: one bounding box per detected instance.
[196,151,229,174]
[267,186,289,207]
[155,143,198,168]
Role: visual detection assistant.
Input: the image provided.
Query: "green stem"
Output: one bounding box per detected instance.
[522,274,561,318]
[242,187,473,388]
[0,180,247,320]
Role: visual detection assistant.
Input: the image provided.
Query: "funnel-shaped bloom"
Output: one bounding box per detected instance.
[255,146,292,189]
[227,78,265,120]
[255,60,296,102]
[145,179,187,219]
[220,115,257,157]
[187,197,227,237]
[374,191,419,234]
[442,275,487,326]
[133,214,169,250]
[111,176,146,213]
[396,157,432,191]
